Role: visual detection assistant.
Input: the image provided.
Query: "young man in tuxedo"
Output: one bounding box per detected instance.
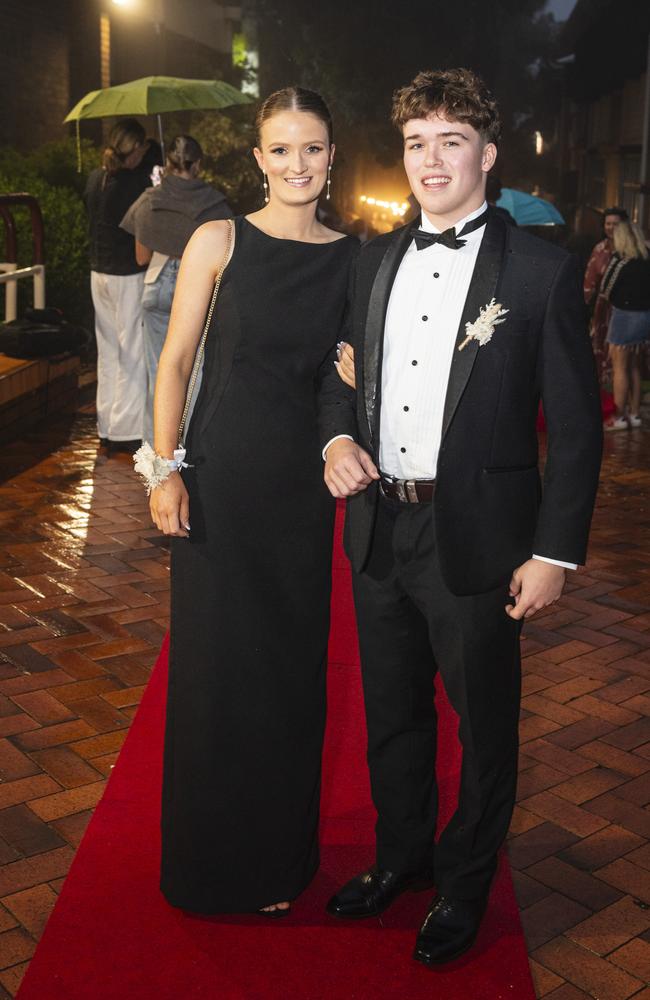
[319,68,602,967]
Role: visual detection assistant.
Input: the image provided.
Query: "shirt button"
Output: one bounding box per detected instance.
[400,447,406,453]
[422,315,428,321]
[403,405,409,412]
[411,360,418,366]
[433,272,440,278]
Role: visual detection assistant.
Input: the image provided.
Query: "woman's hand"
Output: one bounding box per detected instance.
[150,473,190,538]
[335,342,356,389]
[135,239,153,267]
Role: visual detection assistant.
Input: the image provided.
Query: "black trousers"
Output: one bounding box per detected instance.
[352,494,522,901]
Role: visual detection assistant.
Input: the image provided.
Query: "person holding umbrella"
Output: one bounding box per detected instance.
[120,134,233,446]
[84,118,159,453]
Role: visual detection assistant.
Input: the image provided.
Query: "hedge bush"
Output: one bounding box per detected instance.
[0,140,98,328]
[0,117,259,331]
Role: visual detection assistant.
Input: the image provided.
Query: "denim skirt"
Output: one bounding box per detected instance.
[607,306,650,347]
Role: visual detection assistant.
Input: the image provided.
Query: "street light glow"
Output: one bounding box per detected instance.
[360,195,409,217]
[112,0,134,7]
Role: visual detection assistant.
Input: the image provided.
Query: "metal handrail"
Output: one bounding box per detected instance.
[0,206,17,263]
[0,193,46,322]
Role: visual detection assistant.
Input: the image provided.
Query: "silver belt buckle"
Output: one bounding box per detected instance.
[395,479,408,502]
[405,479,419,503]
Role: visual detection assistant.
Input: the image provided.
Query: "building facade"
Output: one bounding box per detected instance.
[557,0,650,238]
[0,0,243,151]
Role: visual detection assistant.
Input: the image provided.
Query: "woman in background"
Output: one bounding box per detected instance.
[121,135,232,444]
[85,118,152,453]
[602,220,650,430]
[584,206,628,385]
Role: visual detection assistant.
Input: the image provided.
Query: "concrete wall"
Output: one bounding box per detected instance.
[0,1,71,150]
[559,70,648,236]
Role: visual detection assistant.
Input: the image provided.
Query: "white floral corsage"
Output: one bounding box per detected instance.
[458,298,509,351]
[133,442,190,495]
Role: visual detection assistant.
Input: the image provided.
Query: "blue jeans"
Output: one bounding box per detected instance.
[142,258,194,445]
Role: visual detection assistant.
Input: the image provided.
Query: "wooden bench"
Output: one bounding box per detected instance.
[0,353,80,445]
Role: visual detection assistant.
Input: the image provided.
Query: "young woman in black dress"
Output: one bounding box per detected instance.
[147,89,357,915]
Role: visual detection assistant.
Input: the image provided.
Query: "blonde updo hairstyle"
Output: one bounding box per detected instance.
[165,134,203,176]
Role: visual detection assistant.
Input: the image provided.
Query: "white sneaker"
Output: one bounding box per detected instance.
[604,416,629,431]
[629,414,642,428]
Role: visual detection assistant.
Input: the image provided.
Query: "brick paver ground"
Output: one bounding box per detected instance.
[0,410,648,999]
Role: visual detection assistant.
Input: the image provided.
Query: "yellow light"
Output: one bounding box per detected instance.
[359,194,409,217]
[535,131,544,156]
[112,0,134,7]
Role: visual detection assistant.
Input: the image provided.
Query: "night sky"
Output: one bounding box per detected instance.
[545,0,577,20]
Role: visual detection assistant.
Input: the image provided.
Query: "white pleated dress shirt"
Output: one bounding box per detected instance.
[327,201,576,570]
[379,202,487,479]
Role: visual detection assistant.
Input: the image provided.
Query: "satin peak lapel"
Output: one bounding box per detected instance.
[440,211,508,442]
[363,224,414,445]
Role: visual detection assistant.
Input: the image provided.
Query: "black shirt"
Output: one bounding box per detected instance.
[604,254,650,311]
[84,167,151,275]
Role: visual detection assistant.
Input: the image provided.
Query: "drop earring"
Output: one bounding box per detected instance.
[262,171,269,204]
[326,164,332,201]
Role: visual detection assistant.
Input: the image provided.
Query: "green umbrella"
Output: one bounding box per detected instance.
[64,75,253,166]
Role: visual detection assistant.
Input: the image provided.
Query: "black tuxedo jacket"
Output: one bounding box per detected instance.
[319,208,603,596]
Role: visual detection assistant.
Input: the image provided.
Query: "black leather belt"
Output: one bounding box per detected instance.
[379,476,436,503]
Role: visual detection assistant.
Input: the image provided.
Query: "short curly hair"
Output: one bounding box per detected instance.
[392,68,501,145]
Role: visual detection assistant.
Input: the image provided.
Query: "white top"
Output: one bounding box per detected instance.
[144,250,170,285]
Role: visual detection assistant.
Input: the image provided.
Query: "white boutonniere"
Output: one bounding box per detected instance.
[458,298,509,352]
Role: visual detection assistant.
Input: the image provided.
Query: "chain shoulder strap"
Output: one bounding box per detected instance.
[178,218,235,446]
[600,254,627,302]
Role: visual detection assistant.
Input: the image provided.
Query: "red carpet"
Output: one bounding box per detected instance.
[18,509,534,1000]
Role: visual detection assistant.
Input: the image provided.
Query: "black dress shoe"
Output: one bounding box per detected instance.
[326,867,434,919]
[413,893,488,966]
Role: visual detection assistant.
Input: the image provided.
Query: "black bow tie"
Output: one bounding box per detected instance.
[413,227,465,250]
[412,209,489,251]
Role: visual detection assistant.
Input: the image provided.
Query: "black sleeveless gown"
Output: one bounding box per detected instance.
[161,217,357,912]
